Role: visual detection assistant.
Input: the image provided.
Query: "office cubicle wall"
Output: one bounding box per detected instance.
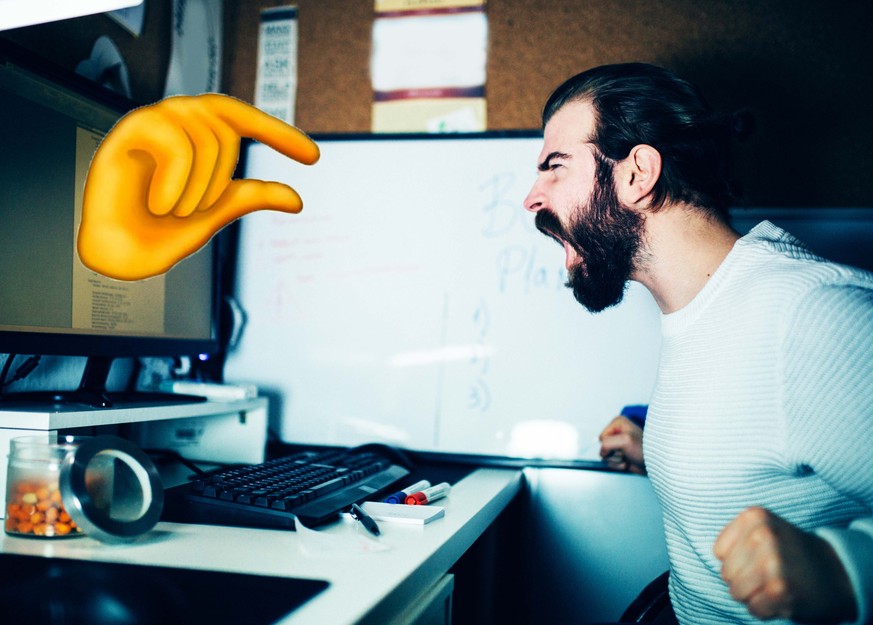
[521,468,669,622]
[730,207,873,273]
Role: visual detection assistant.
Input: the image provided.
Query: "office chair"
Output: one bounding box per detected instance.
[618,571,675,624]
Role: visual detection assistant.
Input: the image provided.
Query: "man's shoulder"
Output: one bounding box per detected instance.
[735,221,873,290]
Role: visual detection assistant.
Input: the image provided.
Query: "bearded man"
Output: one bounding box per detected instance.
[524,63,873,625]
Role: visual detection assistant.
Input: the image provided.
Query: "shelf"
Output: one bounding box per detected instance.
[0,397,266,431]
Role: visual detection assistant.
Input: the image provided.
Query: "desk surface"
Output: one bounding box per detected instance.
[0,467,522,625]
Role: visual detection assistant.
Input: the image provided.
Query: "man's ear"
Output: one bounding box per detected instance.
[616,144,662,207]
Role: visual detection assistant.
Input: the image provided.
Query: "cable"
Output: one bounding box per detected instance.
[12,355,40,383]
[1,355,41,388]
[0,354,16,391]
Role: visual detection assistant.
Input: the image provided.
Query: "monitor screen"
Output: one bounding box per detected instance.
[0,43,220,403]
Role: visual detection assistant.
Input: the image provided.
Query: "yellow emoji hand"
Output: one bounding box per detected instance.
[78,94,319,281]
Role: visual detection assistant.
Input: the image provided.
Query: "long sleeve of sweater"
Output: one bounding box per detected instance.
[784,284,873,624]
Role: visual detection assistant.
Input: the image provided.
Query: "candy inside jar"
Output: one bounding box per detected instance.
[5,435,85,539]
[5,478,82,537]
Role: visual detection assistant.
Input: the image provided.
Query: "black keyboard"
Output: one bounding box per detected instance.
[161,447,410,529]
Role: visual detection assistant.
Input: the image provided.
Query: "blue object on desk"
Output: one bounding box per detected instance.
[621,404,648,429]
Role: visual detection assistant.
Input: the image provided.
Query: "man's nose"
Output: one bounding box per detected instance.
[524,180,545,213]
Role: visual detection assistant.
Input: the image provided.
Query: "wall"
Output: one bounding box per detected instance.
[448,467,669,624]
[227,0,873,208]
[2,0,871,208]
[522,468,668,622]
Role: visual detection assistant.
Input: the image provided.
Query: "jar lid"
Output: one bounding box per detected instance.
[59,435,163,543]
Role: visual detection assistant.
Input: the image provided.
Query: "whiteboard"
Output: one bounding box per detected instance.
[224,134,663,460]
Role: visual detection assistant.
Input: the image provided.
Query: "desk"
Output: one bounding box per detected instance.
[0,467,522,624]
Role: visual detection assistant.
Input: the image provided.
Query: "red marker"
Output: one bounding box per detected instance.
[405,482,451,505]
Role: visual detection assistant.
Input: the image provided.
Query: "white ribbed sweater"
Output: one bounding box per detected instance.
[645,221,873,624]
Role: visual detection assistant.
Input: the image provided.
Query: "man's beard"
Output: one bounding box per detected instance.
[535,155,645,313]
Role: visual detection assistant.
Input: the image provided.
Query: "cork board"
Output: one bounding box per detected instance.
[228,0,872,207]
[2,0,871,206]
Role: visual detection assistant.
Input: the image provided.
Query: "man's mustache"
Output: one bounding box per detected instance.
[535,210,569,245]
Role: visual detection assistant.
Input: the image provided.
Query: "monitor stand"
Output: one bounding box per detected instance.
[0,356,207,409]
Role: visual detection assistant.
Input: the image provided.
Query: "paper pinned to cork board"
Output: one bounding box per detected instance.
[371,0,488,133]
[254,5,299,124]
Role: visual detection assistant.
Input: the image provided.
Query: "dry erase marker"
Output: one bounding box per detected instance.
[384,479,431,504]
[405,482,451,505]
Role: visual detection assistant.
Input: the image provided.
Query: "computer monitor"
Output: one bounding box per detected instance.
[0,42,221,407]
[0,0,143,31]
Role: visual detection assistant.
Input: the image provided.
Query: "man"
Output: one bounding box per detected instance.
[524,63,872,624]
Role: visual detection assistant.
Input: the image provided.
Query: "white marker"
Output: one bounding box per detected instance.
[405,482,451,505]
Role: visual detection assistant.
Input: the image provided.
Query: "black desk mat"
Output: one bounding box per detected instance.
[0,552,328,624]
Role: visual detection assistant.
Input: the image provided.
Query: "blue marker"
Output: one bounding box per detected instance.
[621,404,648,429]
[384,479,431,504]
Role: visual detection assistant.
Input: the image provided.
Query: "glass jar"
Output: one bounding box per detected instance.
[4,435,85,538]
[4,434,164,542]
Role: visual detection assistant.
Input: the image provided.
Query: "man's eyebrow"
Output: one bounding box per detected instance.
[538,151,570,171]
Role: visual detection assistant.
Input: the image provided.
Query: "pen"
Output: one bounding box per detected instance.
[405,482,451,505]
[349,503,381,536]
[384,479,432,504]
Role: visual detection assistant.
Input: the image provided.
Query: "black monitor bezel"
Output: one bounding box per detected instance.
[0,39,224,361]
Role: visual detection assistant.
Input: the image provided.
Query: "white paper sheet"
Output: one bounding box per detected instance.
[254,5,299,123]
[371,11,487,92]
